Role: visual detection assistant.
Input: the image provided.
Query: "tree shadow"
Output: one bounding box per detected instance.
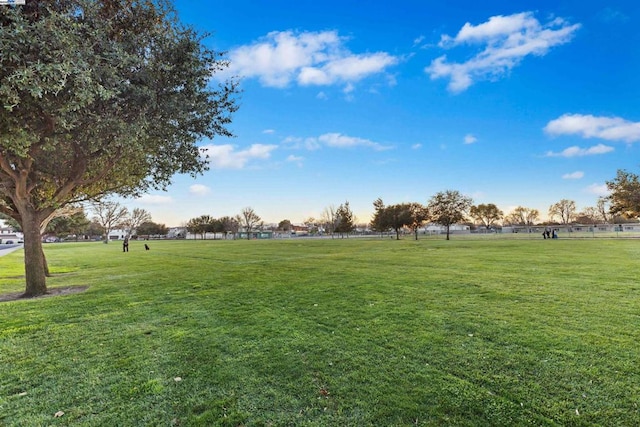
[0,285,89,303]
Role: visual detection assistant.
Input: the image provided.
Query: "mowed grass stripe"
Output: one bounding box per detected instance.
[1,238,639,425]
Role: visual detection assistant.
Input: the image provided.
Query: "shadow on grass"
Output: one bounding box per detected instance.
[0,285,89,303]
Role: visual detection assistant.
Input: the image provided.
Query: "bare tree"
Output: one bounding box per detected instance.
[504,206,539,230]
[548,199,576,224]
[321,205,337,237]
[238,207,262,240]
[90,201,129,243]
[597,197,611,223]
[575,207,600,225]
[121,208,152,238]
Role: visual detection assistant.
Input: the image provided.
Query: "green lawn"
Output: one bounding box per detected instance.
[1,238,639,426]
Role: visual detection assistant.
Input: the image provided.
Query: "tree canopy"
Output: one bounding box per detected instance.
[607,169,640,219]
[0,0,238,296]
[334,201,355,237]
[469,203,503,230]
[548,199,576,224]
[370,200,429,240]
[427,190,472,240]
[503,206,539,227]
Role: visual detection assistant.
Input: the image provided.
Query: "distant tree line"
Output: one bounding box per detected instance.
[4,170,635,245]
[368,180,640,240]
[1,201,166,242]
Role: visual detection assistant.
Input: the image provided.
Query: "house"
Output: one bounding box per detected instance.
[168,227,187,239]
[108,228,129,241]
[502,223,640,235]
[0,226,23,244]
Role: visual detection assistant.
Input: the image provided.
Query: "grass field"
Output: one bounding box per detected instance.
[1,237,639,426]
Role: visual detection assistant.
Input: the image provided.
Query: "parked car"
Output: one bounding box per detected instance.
[5,240,14,244]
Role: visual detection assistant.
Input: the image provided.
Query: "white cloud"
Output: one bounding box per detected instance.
[562,171,584,180]
[318,133,391,151]
[301,52,399,86]
[411,143,422,149]
[262,129,275,134]
[545,144,614,157]
[585,183,609,196]
[189,184,211,196]
[426,12,580,92]
[136,194,173,204]
[544,114,640,142]
[316,91,328,100]
[283,133,392,151]
[464,134,477,144]
[282,136,321,150]
[225,30,399,88]
[201,143,278,169]
[286,154,304,167]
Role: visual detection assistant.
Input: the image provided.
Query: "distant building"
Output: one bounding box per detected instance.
[0,226,23,243]
[422,223,471,234]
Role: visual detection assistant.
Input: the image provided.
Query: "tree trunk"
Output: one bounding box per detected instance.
[42,245,51,277]
[446,225,451,240]
[22,209,48,297]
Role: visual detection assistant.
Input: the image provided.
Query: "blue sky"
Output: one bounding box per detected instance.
[124,0,640,226]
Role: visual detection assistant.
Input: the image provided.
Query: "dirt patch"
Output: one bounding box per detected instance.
[0,285,89,303]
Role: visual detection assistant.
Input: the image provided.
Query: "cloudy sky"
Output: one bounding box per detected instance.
[124,0,640,226]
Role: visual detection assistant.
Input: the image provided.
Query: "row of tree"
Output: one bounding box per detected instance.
[1,201,168,242]
[371,190,471,240]
[183,181,640,243]
[184,202,358,239]
[185,207,263,240]
[370,182,640,241]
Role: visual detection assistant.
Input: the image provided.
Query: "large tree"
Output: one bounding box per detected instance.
[385,204,411,240]
[407,202,430,240]
[91,200,128,243]
[121,208,152,238]
[186,214,215,240]
[548,199,576,224]
[370,200,429,240]
[427,190,472,240]
[238,207,262,240]
[219,215,239,239]
[136,221,167,237]
[370,198,389,236]
[503,206,540,229]
[0,0,238,296]
[334,201,355,238]
[607,169,640,219]
[469,203,503,231]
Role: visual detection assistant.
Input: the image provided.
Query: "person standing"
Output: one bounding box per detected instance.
[123,237,129,252]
